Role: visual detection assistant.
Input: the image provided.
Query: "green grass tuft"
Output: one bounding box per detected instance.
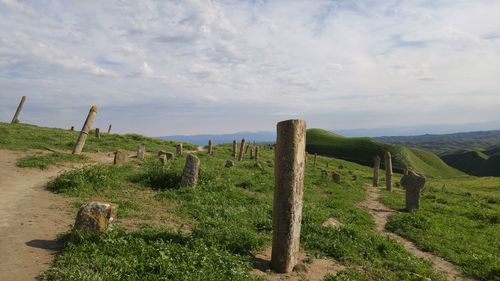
[16,152,87,169]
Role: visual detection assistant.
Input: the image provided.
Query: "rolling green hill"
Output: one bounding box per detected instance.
[441,149,500,176]
[306,128,464,178]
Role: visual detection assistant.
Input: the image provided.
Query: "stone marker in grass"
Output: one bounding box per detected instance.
[313,153,317,168]
[373,155,380,187]
[401,170,426,211]
[332,171,341,184]
[11,95,26,124]
[385,151,393,191]
[225,160,234,168]
[176,144,183,155]
[72,202,117,238]
[70,126,74,131]
[208,140,213,155]
[114,150,127,165]
[232,140,237,158]
[181,154,200,187]
[95,128,100,140]
[255,146,260,162]
[271,119,306,273]
[238,139,246,161]
[137,144,145,160]
[107,124,112,134]
[72,105,97,155]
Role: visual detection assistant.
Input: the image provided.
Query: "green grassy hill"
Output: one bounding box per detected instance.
[441,149,500,176]
[0,122,196,153]
[306,128,464,178]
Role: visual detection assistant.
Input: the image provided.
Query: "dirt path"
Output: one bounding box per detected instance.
[359,185,473,281]
[0,149,116,281]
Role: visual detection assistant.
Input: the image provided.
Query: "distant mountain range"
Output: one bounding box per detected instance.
[159,131,276,146]
[374,130,500,155]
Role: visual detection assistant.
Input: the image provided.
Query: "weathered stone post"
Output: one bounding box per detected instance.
[107,124,112,134]
[137,144,145,160]
[72,106,97,155]
[72,202,117,238]
[95,128,100,140]
[401,171,426,211]
[114,150,127,165]
[245,143,250,154]
[332,171,341,184]
[313,153,318,168]
[232,140,237,158]
[238,139,246,161]
[159,154,166,166]
[250,147,254,159]
[70,126,74,131]
[255,146,260,162]
[208,140,213,155]
[176,144,183,155]
[385,151,393,191]
[11,95,26,124]
[271,119,306,273]
[373,156,380,187]
[180,154,200,187]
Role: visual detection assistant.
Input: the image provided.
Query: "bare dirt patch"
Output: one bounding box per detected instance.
[252,247,345,281]
[359,185,474,281]
[0,150,74,281]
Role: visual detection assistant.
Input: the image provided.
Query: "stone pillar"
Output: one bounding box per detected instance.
[250,147,254,159]
[245,143,250,154]
[159,154,166,166]
[373,156,380,187]
[95,128,100,140]
[11,95,26,124]
[70,126,74,131]
[176,144,183,155]
[232,140,237,158]
[401,171,426,211]
[332,171,341,184]
[107,124,112,134]
[271,119,306,273]
[72,106,97,155]
[385,151,393,192]
[255,146,260,162]
[137,144,146,160]
[114,150,127,165]
[208,140,213,155]
[238,139,246,161]
[313,153,317,168]
[181,154,200,187]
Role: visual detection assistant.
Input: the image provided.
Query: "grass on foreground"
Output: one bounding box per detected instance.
[16,152,87,169]
[0,122,196,153]
[381,177,500,281]
[43,145,444,281]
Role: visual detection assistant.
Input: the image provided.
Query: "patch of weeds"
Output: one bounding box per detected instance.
[16,152,87,169]
[47,164,129,196]
[42,227,259,281]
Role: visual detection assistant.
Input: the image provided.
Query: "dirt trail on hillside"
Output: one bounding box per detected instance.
[0,150,114,281]
[360,185,473,281]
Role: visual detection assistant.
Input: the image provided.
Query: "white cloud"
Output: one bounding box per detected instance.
[0,0,499,135]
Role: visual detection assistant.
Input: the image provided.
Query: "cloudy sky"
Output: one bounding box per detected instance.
[1,0,500,136]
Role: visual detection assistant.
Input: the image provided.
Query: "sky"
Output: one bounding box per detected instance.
[1,0,500,136]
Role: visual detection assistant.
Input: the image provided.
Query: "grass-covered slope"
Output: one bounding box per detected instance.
[306,128,464,178]
[441,149,500,177]
[0,122,196,153]
[40,144,448,281]
[381,177,500,280]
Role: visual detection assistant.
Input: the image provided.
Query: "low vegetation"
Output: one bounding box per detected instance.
[16,152,87,169]
[42,143,445,281]
[0,122,196,152]
[381,177,500,280]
